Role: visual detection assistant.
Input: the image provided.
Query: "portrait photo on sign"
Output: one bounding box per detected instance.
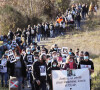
[27,55,32,62]
[27,65,32,72]
[62,47,68,54]
[40,66,46,76]
[57,48,61,53]
[8,54,16,63]
[12,40,16,45]
[67,70,76,77]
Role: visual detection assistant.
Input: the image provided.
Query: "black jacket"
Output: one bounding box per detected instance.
[78,59,94,70]
[75,14,81,21]
[33,61,47,82]
[7,55,27,78]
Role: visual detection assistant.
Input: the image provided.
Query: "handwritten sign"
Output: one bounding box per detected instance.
[52,69,90,90]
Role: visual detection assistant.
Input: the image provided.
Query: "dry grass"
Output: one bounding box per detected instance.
[0,41,3,46]
[45,29,100,56]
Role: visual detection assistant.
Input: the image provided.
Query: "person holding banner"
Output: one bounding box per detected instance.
[64,55,77,70]
[78,51,94,90]
[47,60,60,90]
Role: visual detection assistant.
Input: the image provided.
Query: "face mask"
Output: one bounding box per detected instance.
[69,52,72,55]
[32,48,35,51]
[76,55,79,58]
[48,60,52,63]
[69,59,73,62]
[23,43,25,46]
[5,53,9,56]
[12,47,14,50]
[34,59,38,62]
[16,56,20,60]
[54,48,57,50]
[3,58,6,61]
[22,51,26,54]
[8,41,11,44]
[84,56,89,60]
[53,64,56,67]
[27,52,30,54]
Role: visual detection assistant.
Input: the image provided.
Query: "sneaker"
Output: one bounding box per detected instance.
[27,81,31,88]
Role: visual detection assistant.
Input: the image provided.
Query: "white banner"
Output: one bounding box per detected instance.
[52,69,90,90]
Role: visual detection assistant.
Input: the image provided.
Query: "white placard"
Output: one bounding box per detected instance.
[27,65,32,72]
[60,62,66,68]
[62,47,68,54]
[8,50,16,63]
[52,69,90,90]
[40,65,46,76]
[57,48,61,53]
[27,55,33,63]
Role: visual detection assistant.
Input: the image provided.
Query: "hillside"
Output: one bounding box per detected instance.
[0,0,100,90]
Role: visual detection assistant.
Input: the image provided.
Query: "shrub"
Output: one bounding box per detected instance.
[0,5,28,35]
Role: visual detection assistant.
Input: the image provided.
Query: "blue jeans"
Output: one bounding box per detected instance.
[27,72,31,80]
[50,30,53,38]
[82,12,85,19]
[76,20,81,28]
[37,34,41,42]
[0,72,8,85]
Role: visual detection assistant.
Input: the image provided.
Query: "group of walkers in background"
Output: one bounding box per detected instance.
[0,2,97,90]
[0,2,97,44]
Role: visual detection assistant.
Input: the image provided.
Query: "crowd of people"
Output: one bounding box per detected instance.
[0,2,97,90]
